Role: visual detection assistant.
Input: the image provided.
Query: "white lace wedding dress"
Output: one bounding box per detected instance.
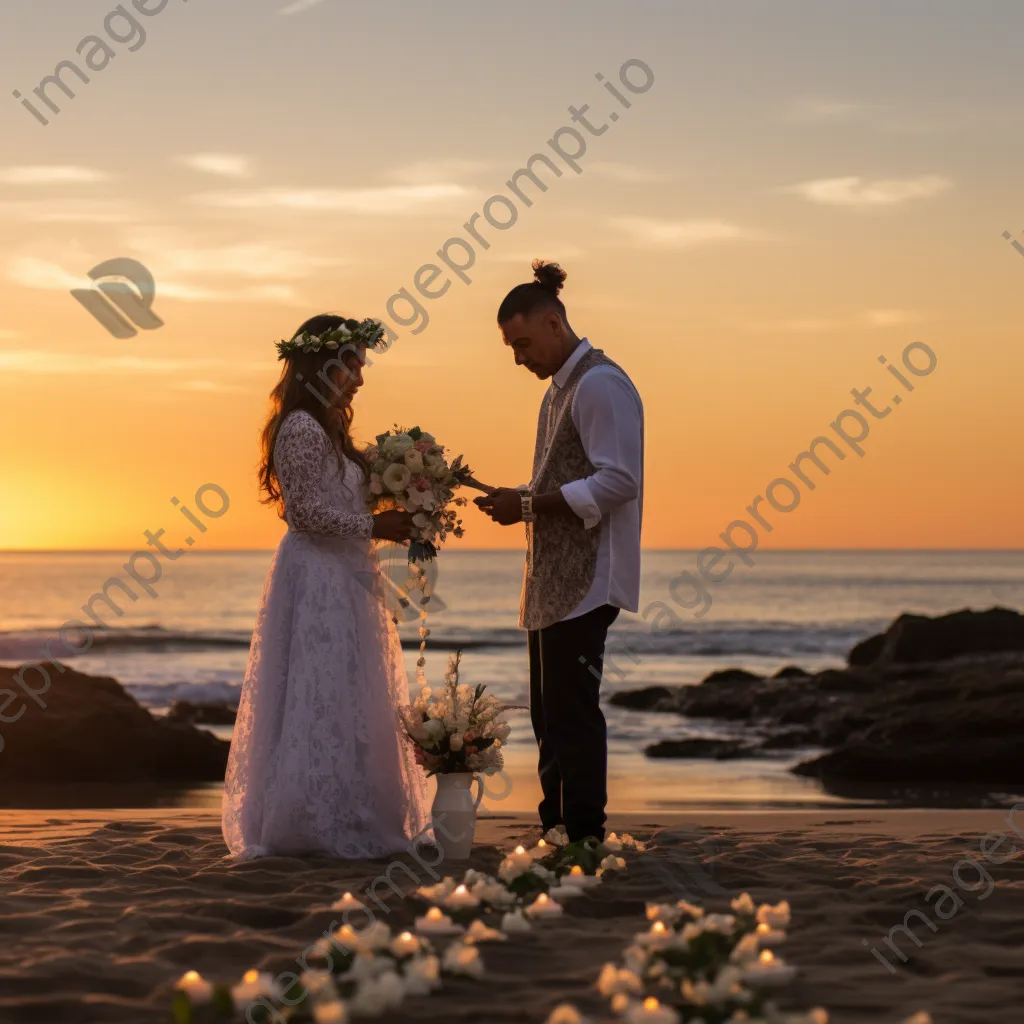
[222,409,431,859]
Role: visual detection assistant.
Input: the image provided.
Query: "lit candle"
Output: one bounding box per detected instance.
[739,949,797,987]
[507,845,534,871]
[545,1003,586,1024]
[755,921,786,947]
[525,892,564,920]
[414,906,465,936]
[175,970,213,1005]
[313,1003,346,1024]
[230,970,280,1007]
[528,839,550,860]
[557,864,602,890]
[443,883,481,911]
[390,930,421,957]
[624,996,680,1024]
[331,891,366,912]
[635,919,674,950]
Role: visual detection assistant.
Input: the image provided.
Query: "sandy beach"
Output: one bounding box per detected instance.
[2,808,1021,1023]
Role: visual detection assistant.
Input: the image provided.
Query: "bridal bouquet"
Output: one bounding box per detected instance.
[399,652,511,776]
[365,426,478,562]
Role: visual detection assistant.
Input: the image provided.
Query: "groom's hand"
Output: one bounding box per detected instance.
[474,487,522,526]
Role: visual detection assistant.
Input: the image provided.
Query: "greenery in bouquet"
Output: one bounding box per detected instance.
[364,425,475,562]
[398,651,510,776]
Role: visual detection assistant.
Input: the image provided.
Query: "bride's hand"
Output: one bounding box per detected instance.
[372,510,415,542]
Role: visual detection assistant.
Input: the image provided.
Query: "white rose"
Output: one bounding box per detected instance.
[382,463,412,494]
[412,513,431,529]
[404,449,424,474]
[423,719,446,742]
[369,474,384,495]
[450,733,463,752]
[430,460,450,480]
[384,433,413,454]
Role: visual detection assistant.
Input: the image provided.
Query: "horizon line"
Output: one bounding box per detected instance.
[1,547,1023,555]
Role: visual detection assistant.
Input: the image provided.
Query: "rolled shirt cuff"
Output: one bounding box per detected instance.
[561,479,602,529]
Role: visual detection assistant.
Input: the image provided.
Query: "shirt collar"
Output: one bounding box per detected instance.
[552,338,592,389]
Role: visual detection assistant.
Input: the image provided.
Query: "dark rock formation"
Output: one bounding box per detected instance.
[612,608,1024,784]
[848,606,1024,666]
[645,738,757,760]
[0,664,230,784]
[166,701,238,726]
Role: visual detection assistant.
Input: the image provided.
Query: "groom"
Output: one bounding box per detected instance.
[476,260,644,843]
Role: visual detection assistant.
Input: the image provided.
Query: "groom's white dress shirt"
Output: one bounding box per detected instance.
[548,338,644,623]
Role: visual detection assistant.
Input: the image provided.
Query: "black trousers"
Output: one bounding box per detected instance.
[527,603,619,842]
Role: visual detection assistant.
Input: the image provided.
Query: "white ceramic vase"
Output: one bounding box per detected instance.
[431,773,484,860]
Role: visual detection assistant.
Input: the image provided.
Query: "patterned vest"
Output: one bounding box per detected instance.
[519,347,625,631]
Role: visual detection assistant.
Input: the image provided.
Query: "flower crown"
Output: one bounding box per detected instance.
[275,318,387,360]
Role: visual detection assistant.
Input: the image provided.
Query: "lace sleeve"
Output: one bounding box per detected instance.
[275,411,375,539]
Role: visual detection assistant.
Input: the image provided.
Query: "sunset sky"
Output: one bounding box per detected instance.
[1,0,1022,551]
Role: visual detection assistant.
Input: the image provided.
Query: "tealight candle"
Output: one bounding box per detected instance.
[507,845,534,871]
[635,919,673,950]
[625,996,680,1024]
[528,839,550,860]
[414,907,465,936]
[755,921,786,947]
[557,864,602,890]
[175,970,213,1004]
[545,1003,586,1024]
[443,883,481,911]
[390,930,421,957]
[230,970,279,1006]
[525,892,564,920]
[332,891,366,912]
[739,949,797,987]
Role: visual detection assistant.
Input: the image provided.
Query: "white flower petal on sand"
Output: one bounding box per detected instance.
[402,954,441,996]
[596,963,643,997]
[546,1003,590,1024]
[442,940,484,978]
[500,909,532,933]
[349,970,405,1016]
[756,899,791,929]
[464,919,507,943]
[731,892,756,916]
[313,1002,348,1024]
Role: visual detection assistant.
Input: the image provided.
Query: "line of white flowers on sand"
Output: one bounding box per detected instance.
[542,888,936,1024]
[169,827,636,1022]
[170,827,936,1024]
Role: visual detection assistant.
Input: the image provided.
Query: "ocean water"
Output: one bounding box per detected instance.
[1,550,1022,810]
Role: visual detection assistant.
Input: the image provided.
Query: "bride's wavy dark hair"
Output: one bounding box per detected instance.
[259,313,371,519]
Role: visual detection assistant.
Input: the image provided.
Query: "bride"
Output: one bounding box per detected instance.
[222,313,431,859]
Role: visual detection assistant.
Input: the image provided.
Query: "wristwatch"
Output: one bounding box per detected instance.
[519,490,536,523]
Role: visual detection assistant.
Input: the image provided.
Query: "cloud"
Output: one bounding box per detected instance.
[862,309,924,327]
[386,159,491,184]
[785,175,952,207]
[189,184,469,215]
[6,257,302,304]
[174,380,248,393]
[734,317,845,335]
[178,153,253,178]
[735,309,926,335]
[611,217,764,248]
[0,166,110,185]
[782,99,865,124]
[0,199,132,223]
[121,231,345,280]
[0,350,268,377]
[278,0,327,13]
[588,162,674,183]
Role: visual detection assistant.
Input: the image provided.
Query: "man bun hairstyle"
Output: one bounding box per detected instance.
[497,259,567,323]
